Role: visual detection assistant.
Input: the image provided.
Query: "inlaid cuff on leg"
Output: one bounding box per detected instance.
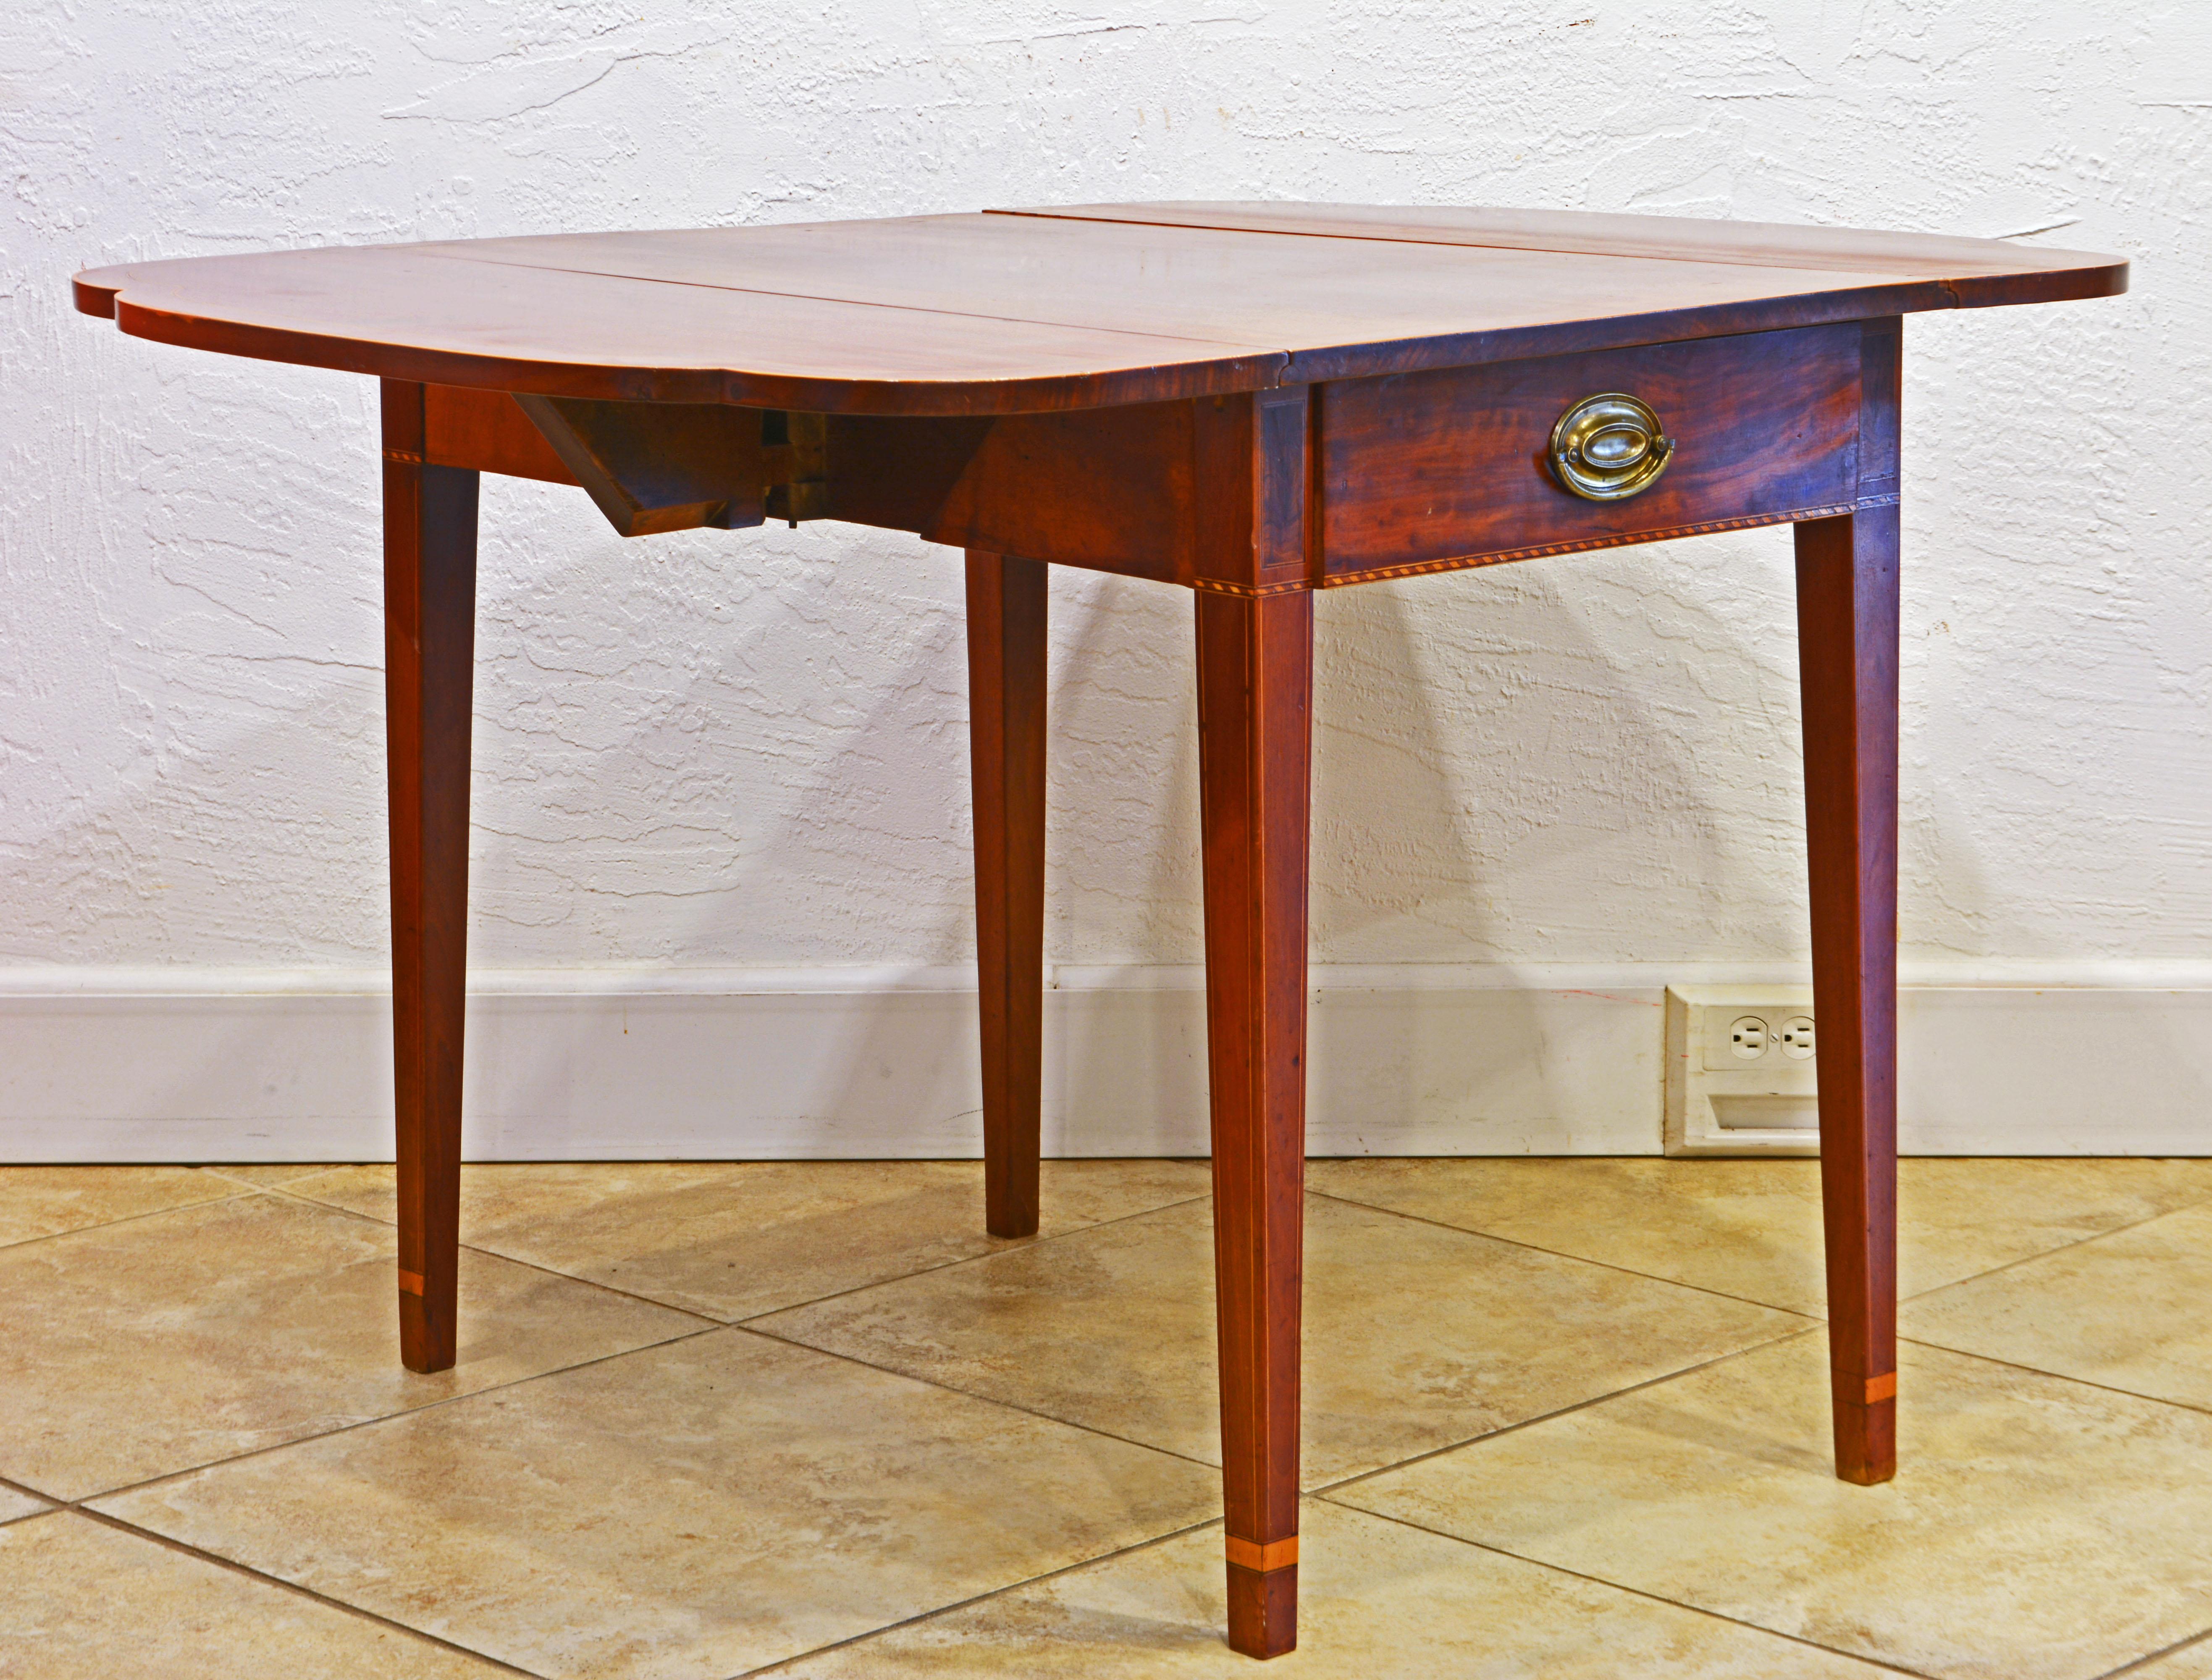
[1225,1535,1299,1572]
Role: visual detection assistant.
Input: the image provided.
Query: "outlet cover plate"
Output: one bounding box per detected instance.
[1665,984,1818,1157]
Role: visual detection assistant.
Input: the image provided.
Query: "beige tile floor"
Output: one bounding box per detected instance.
[4,1157,2212,1679]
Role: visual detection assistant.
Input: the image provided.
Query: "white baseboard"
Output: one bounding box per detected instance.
[3,963,2210,1161]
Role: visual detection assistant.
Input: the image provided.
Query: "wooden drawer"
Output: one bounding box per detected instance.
[1317,322,1871,584]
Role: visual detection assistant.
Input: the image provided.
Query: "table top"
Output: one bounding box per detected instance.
[74,202,2124,416]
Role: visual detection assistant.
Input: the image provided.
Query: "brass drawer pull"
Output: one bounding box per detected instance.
[1549,392,1675,501]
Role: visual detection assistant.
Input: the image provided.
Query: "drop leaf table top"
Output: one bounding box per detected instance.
[75,201,2120,412]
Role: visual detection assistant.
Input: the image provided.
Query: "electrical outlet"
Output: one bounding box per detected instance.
[1665,986,1819,1156]
[1725,1016,1771,1060]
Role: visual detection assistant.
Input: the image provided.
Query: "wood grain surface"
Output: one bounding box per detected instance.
[1319,323,1864,581]
[73,205,2123,415]
[421,385,577,486]
[966,551,1048,1242]
[512,395,768,536]
[1795,324,1904,1486]
[1001,201,2128,293]
[1797,499,1902,1486]
[381,379,476,1376]
[390,324,1869,593]
[373,318,1897,600]
[1197,585,1314,1660]
[1194,392,1317,1659]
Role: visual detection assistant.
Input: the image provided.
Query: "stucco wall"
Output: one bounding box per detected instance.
[4,1,2206,982]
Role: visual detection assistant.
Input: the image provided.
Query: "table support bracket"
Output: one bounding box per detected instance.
[512,397,829,537]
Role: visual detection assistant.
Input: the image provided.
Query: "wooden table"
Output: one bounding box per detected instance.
[74,204,2124,1659]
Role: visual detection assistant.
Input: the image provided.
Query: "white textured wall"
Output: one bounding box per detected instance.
[4,1,2207,983]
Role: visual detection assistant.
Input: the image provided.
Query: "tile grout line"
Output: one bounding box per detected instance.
[22,1177,1223,1512]
[1309,1325,1828,1500]
[1895,1335,2212,1421]
[297,1174,1849,1502]
[254,1170,1218,1328]
[69,1164,2207,1350]
[1329,1501,1938,1679]
[730,1515,1233,1678]
[1303,1305,2212,1676]
[725,1322,1230,1473]
[2093,1620,2212,1679]
[1895,1195,2212,1305]
[0,1177,267,1255]
[23,1180,1830,1670]
[732,1175,1815,1436]
[1302,1185,1829,1319]
[71,1320,733,1508]
[16,1481,1930,1680]
[449,1243,730,1324]
[745,1312,1826,1506]
[731,1189,1218,1326]
[0,1468,57,1508]
[13,1163,2207,1676]
[59,1298,1232,1680]
[202,1165,347,1191]
[26,1211,1222,1680]
[78,1229,1231,1518]
[247,1176,735,1324]
[724,1181,1820,1491]
[61,1176,730,1348]
[0,1181,748,1504]
[62,1503,548,1677]
[1309,1169,2212,1318]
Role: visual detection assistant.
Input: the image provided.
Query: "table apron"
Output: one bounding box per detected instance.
[409,320,1889,591]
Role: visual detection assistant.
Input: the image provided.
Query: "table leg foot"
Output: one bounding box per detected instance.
[1832,1393,1898,1485]
[1226,1562,1298,1659]
[399,1282,457,1376]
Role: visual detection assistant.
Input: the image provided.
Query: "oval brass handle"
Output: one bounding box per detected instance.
[1549,393,1675,501]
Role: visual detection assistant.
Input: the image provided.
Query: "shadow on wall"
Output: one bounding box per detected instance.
[1297,558,1779,1153]
[18,448,1824,1157]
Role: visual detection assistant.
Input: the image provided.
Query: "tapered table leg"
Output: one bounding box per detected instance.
[1796,503,1900,1484]
[967,551,1048,1240]
[382,378,478,1375]
[1195,587,1313,1659]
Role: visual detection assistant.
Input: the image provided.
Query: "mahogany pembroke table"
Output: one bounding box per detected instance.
[73,203,2125,1659]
